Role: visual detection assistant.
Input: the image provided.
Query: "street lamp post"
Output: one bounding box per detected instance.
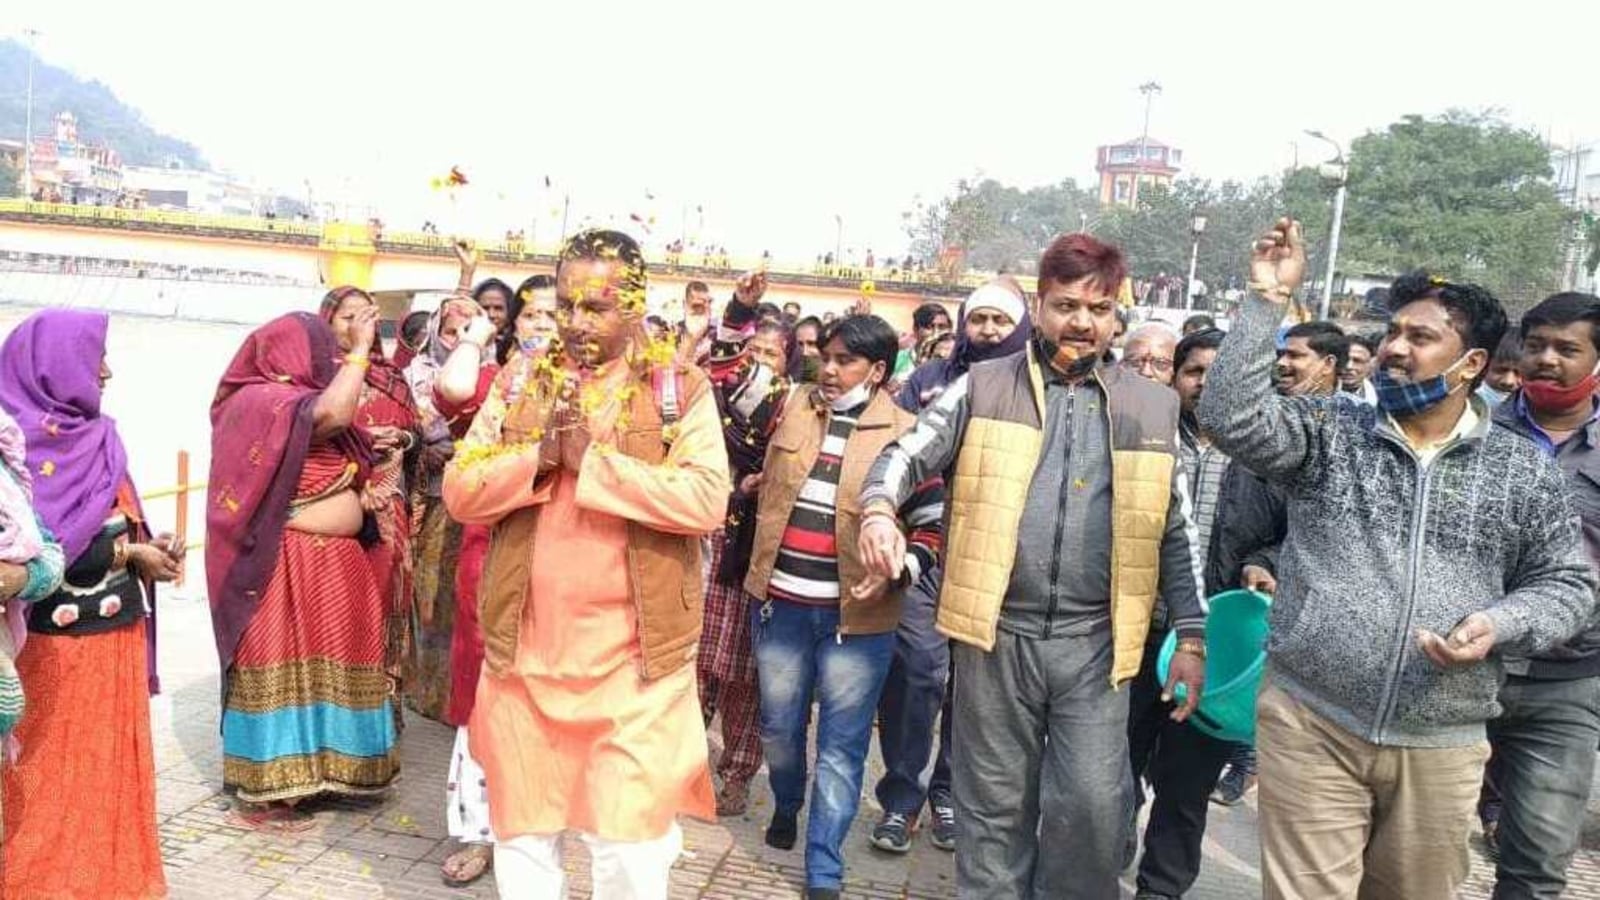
[21,28,40,200]
[1185,212,1208,311]
[1131,81,1162,208]
[1306,129,1348,320]
[834,214,843,271]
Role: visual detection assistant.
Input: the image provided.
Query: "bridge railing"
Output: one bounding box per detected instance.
[0,198,324,239]
[0,198,1034,295]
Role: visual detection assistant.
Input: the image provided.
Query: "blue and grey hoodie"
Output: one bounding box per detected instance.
[1198,296,1597,748]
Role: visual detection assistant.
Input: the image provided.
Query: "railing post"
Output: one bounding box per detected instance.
[175,450,190,587]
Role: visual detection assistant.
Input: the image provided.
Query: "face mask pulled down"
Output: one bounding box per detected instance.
[1523,360,1600,414]
[828,380,874,412]
[1371,354,1472,417]
[1034,334,1098,380]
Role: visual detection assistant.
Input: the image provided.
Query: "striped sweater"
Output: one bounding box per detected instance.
[768,401,943,605]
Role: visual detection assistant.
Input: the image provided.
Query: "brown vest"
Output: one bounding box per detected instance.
[478,364,711,681]
[743,387,914,635]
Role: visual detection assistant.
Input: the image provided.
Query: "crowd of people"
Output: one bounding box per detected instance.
[0,218,1596,900]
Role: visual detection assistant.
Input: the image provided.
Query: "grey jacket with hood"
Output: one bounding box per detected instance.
[1198,296,1596,748]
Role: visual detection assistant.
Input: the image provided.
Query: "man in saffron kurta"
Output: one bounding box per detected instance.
[442,229,729,900]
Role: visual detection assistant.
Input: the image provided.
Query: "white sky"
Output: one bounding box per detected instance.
[10,1,1599,262]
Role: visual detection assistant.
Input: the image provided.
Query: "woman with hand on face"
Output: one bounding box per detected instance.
[1,310,177,896]
[320,287,420,735]
[209,309,400,832]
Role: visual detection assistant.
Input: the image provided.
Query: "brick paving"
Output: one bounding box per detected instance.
[147,592,1600,899]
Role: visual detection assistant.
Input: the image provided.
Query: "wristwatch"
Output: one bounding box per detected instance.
[1175,637,1207,660]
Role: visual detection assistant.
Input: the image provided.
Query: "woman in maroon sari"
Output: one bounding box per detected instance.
[320,287,420,733]
[208,311,398,829]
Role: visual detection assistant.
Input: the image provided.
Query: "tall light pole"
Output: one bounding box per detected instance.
[1185,212,1207,311]
[833,214,843,270]
[1131,81,1161,207]
[21,28,40,200]
[1306,129,1347,320]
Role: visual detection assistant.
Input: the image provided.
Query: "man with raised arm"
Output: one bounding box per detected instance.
[1197,220,1595,900]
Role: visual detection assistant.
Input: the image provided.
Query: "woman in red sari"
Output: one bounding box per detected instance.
[320,287,420,734]
[208,311,398,830]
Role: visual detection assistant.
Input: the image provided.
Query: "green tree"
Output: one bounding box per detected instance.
[1339,110,1570,310]
[0,156,16,197]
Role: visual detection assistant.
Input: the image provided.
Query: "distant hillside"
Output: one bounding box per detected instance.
[0,40,204,168]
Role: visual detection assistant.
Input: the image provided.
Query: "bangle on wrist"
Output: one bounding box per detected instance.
[346,353,371,370]
[1175,637,1207,660]
[113,542,130,571]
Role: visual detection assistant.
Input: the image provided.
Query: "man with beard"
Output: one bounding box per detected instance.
[870,278,1032,855]
[1199,222,1595,900]
[443,230,730,899]
[1483,291,1600,898]
[860,233,1206,898]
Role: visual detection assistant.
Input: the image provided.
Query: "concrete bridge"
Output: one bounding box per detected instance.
[0,200,988,328]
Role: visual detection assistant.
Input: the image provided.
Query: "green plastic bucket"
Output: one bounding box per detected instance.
[1156,589,1272,744]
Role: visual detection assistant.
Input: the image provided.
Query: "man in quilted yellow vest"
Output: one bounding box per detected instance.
[858,233,1208,900]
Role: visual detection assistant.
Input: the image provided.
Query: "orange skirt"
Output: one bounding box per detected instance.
[2,620,166,899]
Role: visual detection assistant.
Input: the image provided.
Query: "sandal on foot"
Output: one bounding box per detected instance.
[441,843,494,887]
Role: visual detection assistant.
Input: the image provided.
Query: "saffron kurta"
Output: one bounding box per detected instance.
[444,357,726,842]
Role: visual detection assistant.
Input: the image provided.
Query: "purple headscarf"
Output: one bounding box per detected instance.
[0,310,132,563]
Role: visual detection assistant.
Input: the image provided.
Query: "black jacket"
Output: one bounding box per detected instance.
[1205,460,1286,596]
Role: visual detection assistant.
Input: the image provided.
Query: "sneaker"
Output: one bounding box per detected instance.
[765,810,799,851]
[870,812,913,853]
[1211,764,1257,806]
[806,890,841,900]
[928,790,956,851]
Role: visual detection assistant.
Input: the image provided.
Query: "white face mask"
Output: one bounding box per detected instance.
[830,380,874,412]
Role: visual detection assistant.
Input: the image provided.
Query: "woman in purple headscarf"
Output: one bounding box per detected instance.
[0,309,181,898]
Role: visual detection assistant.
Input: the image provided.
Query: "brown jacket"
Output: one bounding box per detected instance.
[463,363,724,681]
[744,387,917,635]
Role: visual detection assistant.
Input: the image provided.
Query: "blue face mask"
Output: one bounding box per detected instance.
[1371,354,1471,417]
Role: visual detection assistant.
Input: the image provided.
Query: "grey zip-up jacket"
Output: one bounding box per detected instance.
[1199,296,1596,747]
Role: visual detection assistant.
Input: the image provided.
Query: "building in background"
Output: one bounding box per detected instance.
[123,162,260,216]
[29,112,124,205]
[1552,142,1599,293]
[1096,137,1182,207]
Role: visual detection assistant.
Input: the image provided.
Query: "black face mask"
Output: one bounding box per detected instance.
[1033,334,1098,380]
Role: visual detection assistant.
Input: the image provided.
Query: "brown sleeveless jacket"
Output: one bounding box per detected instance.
[477,364,713,681]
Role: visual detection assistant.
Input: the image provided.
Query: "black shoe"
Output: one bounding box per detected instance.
[765,810,799,851]
[870,812,912,853]
[807,890,840,900]
[1133,892,1179,900]
[928,789,956,851]
[1211,763,1257,806]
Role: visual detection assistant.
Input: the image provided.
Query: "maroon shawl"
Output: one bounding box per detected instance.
[205,313,370,674]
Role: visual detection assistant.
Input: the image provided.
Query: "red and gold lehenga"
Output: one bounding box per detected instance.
[220,445,399,803]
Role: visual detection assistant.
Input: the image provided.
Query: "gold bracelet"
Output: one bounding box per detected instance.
[345,354,371,370]
[113,542,129,571]
[1175,637,1208,660]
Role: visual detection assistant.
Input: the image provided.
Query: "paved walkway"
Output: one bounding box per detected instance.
[147,592,1600,899]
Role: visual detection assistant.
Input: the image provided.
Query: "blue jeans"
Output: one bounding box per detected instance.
[752,598,895,890]
[1486,674,1600,899]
